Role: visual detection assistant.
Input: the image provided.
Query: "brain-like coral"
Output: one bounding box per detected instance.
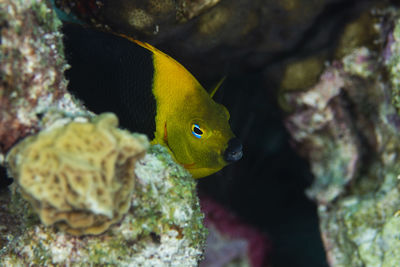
[6,113,148,236]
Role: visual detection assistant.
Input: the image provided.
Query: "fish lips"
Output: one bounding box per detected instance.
[223,137,243,163]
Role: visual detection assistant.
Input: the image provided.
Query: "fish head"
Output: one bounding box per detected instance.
[166,94,242,178]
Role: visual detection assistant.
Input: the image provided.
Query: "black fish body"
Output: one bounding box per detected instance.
[64,24,157,139]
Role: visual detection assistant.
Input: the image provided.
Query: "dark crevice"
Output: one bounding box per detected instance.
[0,165,13,189]
[244,0,378,72]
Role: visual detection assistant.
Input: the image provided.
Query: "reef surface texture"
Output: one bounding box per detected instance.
[6,113,148,236]
[0,0,206,265]
[283,8,400,267]
[1,144,206,266]
[6,0,400,266]
[0,0,69,156]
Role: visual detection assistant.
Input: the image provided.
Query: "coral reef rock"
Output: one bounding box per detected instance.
[1,0,206,265]
[283,8,400,267]
[0,0,69,155]
[55,0,366,78]
[6,113,148,236]
[1,144,206,266]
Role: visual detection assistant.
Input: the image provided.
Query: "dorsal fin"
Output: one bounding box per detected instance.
[210,76,226,98]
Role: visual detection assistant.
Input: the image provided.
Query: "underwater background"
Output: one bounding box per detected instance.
[3,0,400,266]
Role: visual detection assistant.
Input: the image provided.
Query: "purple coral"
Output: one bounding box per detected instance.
[200,195,271,267]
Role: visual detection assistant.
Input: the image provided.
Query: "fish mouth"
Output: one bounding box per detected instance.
[163,121,196,168]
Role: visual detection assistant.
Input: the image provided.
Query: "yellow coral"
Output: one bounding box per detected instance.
[6,113,148,236]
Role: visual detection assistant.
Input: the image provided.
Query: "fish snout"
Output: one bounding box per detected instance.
[224,138,243,163]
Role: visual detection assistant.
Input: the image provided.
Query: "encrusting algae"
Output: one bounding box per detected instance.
[1,0,210,265]
[1,140,206,266]
[281,7,400,266]
[6,113,148,236]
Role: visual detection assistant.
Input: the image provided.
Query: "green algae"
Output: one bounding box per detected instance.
[132,145,207,247]
[1,0,206,264]
[0,0,71,157]
[280,54,326,92]
[335,11,378,60]
[342,47,376,78]
[278,53,328,112]
[0,143,206,266]
[32,0,63,32]
[1,0,65,97]
[8,185,41,229]
[319,170,400,266]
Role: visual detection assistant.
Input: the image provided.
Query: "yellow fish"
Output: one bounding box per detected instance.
[63,24,242,178]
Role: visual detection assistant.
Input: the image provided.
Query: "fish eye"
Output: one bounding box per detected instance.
[191,123,204,139]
